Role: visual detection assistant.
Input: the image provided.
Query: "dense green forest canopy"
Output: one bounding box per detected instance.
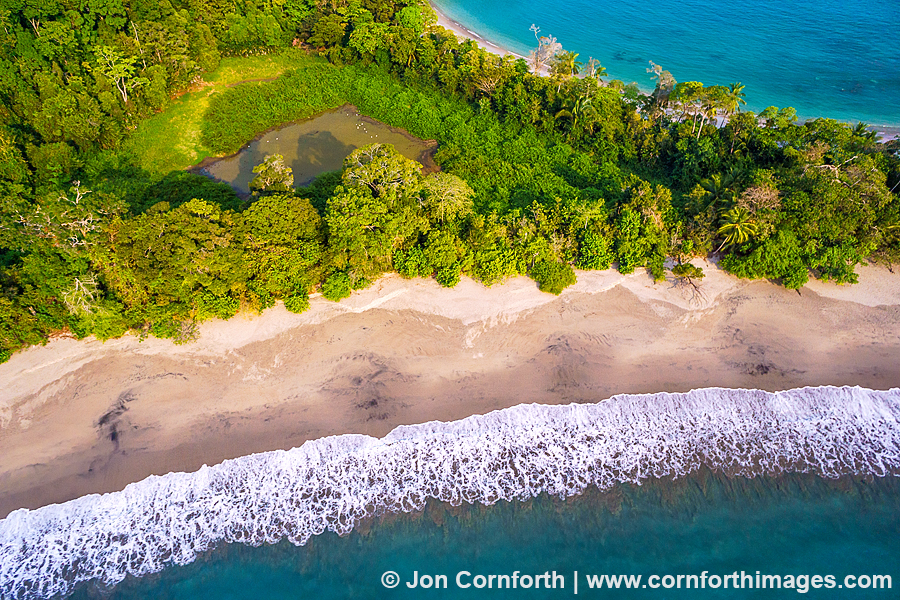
[0,0,898,361]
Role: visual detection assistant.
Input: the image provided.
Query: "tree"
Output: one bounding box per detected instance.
[327,146,429,285]
[736,180,781,215]
[726,110,757,155]
[348,21,388,58]
[759,106,797,129]
[342,143,421,199]
[104,198,247,331]
[697,85,729,137]
[397,6,429,35]
[716,207,758,251]
[418,172,474,223]
[527,24,561,73]
[549,50,581,91]
[241,194,324,310]
[90,45,148,104]
[672,262,704,280]
[584,57,607,80]
[671,81,704,126]
[308,13,347,48]
[11,181,118,253]
[249,154,294,194]
[646,61,676,110]
[724,82,747,116]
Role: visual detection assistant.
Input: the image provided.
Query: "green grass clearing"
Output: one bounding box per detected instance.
[125,49,325,174]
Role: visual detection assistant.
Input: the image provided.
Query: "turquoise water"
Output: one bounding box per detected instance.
[69,473,899,599]
[433,0,900,126]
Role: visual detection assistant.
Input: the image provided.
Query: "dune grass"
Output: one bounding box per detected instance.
[125,49,325,174]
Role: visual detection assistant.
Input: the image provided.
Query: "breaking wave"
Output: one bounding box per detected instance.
[2,386,899,599]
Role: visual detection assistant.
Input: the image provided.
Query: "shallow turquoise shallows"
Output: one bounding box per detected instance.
[433,0,900,126]
[68,473,899,599]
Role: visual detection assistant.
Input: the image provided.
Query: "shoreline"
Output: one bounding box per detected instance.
[3,386,897,599]
[431,3,528,62]
[428,2,900,141]
[2,262,900,518]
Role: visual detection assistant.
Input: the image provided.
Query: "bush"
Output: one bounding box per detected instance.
[672,262,705,280]
[530,259,577,295]
[322,271,352,301]
[196,292,240,320]
[284,293,311,314]
[89,309,130,340]
[577,230,614,270]
[436,264,461,288]
[202,66,345,155]
[394,247,430,279]
[470,243,518,286]
[720,229,809,289]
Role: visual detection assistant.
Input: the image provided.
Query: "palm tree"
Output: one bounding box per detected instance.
[555,92,598,134]
[724,82,747,116]
[686,172,735,216]
[550,51,582,92]
[716,207,758,251]
[701,174,730,206]
[852,122,877,141]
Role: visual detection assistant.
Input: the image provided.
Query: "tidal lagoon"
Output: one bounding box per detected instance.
[199,105,436,195]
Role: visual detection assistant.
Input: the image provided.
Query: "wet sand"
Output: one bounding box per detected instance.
[2,262,900,518]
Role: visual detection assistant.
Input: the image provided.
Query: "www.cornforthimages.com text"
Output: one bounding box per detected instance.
[382,570,892,593]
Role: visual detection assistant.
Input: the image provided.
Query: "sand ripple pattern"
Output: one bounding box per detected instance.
[2,386,899,598]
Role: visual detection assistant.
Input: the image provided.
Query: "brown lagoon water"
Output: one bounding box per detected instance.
[199,105,436,194]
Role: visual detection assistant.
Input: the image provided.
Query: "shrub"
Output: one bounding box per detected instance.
[436,264,461,288]
[577,230,614,270]
[322,271,352,301]
[530,259,577,295]
[394,247,430,279]
[196,292,240,320]
[284,293,311,314]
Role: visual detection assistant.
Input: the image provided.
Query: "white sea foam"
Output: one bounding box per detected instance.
[2,386,899,598]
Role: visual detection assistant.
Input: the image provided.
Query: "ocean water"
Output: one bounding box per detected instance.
[432,0,900,127]
[2,386,899,598]
[70,474,900,599]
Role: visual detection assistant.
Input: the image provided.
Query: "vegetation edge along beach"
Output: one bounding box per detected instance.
[1,0,899,363]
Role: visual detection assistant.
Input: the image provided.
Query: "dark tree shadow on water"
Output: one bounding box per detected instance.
[292,130,357,186]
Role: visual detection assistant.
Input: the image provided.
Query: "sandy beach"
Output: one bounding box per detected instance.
[2,262,900,518]
[431,3,527,61]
